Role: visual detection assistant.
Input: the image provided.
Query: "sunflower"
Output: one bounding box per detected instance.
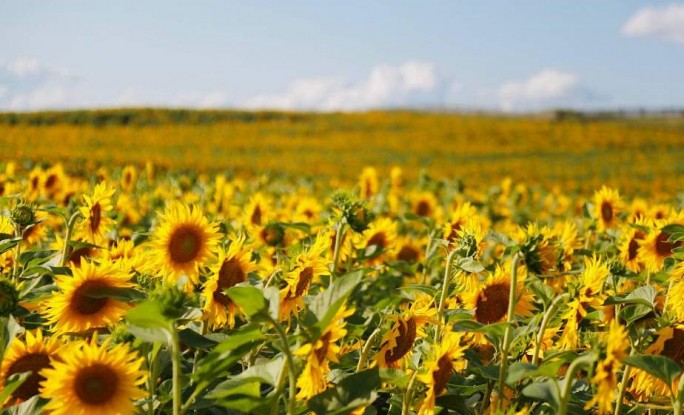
[376,293,436,368]
[355,217,398,265]
[592,186,623,232]
[517,223,560,278]
[40,337,147,415]
[552,220,582,273]
[359,166,379,199]
[21,210,48,247]
[397,243,424,268]
[202,235,257,329]
[243,192,273,231]
[42,260,135,334]
[42,163,66,200]
[149,202,221,289]
[0,330,62,405]
[294,305,353,400]
[617,219,648,273]
[77,182,116,245]
[291,195,323,225]
[120,165,137,193]
[629,326,684,401]
[409,191,440,219]
[279,235,329,321]
[639,213,684,273]
[416,329,468,415]
[463,265,534,328]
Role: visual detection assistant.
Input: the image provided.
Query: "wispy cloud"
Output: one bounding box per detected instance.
[497,69,600,112]
[244,62,441,111]
[622,4,684,45]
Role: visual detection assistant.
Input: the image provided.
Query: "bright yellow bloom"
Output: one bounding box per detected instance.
[40,337,147,415]
[42,260,135,333]
[592,186,623,232]
[148,202,221,289]
[417,329,467,415]
[77,182,116,244]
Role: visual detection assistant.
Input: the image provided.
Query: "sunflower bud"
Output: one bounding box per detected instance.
[10,203,35,228]
[0,279,19,317]
[151,285,188,320]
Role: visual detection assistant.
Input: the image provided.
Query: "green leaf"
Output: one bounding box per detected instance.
[193,324,266,383]
[662,224,684,235]
[126,325,172,345]
[179,328,218,350]
[456,257,485,273]
[0,237,22,255]
[206,381,264,413]
[0,372,30,404]
[625,355,683,387]
[226,285,268,319]
[604,285,655,308]
[310,270,363,336]
[521,379,561,411]
[126,299,171,329]
[307,368,381,415]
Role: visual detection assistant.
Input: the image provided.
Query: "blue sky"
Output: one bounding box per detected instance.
[1,1,683,112]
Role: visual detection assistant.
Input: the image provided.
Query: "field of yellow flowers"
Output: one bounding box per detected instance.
[0,155,682,415]
[1,109,684,194]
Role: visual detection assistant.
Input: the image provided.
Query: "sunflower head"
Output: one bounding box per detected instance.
[0,330,62,405]
[592,186,623,232]
[40,336,147,415]
[149,202,221,287]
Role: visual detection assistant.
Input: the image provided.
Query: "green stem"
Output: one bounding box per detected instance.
[270,318,297,415]
[496,253,521,411]
[356,327,382,372]
[532,293,570,365]
[402,370,418,415]
[614,349,636,415]
[558,358,584,415]
[12,226,22,279]
[331,222,347,277]
[170,324,182,415]
[60,211,82,267]
[437,249,459,336]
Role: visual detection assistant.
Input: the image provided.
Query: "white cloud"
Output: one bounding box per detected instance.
[623,4,684,44]
[498,69,587,111]
[244,62,440,111]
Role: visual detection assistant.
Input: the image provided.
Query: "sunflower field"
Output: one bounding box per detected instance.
[0,127,683,415]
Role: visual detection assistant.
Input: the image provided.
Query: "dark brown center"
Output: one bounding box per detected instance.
[168,225,202,264]
[71,281,109,315]
[74,364,119,405]
[90,203,102,234]
[600,201,613,223]
[294,267,314,297]
[397,245,420,263]
[384,317,417,364]
[212,257,247,306]
[432,354,454,396]
[251,205,262,226]
[661,328,684,364]
[655,231,680,257]
[366,232,387,251]
[5,353,51,401]
[415,200,431,217]
[474,283,510,324]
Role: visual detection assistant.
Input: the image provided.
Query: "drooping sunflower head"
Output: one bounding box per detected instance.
[42,259,135,334]
[77,181,116,245]
[638,211,684,272]
[592,186,623,232]
[202,235,257,329]
[517,223,559,276]
[149,202,221,287]
[0,330,62,405]
[40,337,147,415]
[442,202,478,245]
